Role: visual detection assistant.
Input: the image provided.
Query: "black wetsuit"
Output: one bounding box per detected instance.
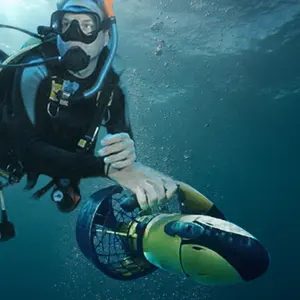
[9,45,133,183]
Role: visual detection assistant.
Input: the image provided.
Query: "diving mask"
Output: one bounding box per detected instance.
[51,6,108,44]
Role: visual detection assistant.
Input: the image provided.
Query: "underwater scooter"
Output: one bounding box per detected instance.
[76,182,270,286]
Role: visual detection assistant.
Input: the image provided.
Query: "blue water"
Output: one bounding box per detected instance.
[0,0,299,299]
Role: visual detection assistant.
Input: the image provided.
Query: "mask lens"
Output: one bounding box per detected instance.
[61,13,98,36]
[79,17,97,36]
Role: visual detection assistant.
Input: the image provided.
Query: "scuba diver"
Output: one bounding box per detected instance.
[0,0,177,241]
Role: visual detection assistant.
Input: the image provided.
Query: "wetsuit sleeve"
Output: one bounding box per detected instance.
[11,58,105,179]
[105,85,135,140]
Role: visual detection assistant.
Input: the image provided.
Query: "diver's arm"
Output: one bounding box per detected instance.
[11,62,105,179]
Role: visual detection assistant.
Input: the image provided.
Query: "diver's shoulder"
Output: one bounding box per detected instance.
[14,39,59,82]
[108,67,120,84]
[19,38,59,63]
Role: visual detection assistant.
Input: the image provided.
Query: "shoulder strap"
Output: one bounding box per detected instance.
[77,84,115,152]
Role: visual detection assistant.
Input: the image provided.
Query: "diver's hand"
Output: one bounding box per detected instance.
[107,162,178,213]
[97,133,136,169]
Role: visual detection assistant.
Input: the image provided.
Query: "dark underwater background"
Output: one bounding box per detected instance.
[0,0,299,299]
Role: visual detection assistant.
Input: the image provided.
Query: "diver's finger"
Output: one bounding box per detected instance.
[101,133,130,146]
[99,140,134,157]
[98,143,124,157]
[98,144,123,157]
[104,148,134,164]
[136,186,148,211]
[110,154,136,169]
[143,180,159,212]
[147,178,166,204]
[162,178,178,200]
